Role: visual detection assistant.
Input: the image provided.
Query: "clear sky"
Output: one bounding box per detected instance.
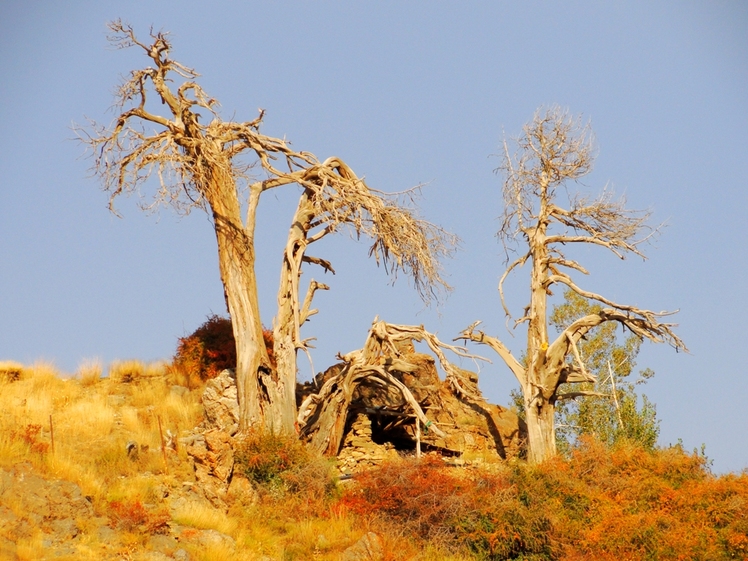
[1,1,746,473]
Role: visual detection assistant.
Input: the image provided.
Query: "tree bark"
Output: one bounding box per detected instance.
[207,170,277,433]
[524,390,556,464]
[523,181,558,462]
[271,190,317,434]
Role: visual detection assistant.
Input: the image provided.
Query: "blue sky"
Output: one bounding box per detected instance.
[1,2,746,473]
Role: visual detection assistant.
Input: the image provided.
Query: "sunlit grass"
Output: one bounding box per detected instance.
[172,499,238,535]
[0,360,25,382]
[77,357,103,387]
[60,393,116,440]
[108,359,146,383]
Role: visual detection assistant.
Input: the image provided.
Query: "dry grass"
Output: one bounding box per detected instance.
[172,500,238,535]
[108,359,145,383]
[0,360,25,382]
[77,357,103,386]
[0,358,478,560]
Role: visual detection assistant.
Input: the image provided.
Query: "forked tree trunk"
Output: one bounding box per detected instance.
[208,172,293,434]
[524,201,557,463]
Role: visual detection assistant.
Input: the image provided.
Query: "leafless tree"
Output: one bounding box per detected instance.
[80,21,456,434]
[457,107,686,463]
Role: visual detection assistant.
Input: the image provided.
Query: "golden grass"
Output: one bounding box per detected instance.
[59,393,116,442]
[172,499,238,535]
[108,359,169,384]
[108,359,146,383]
[0,360,25,382]
[14,530,46,561]
[77,357,103,386]
[0,359,429,561]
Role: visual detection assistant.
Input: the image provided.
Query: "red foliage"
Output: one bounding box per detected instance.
[338,441,748,560]
[172,315,275,382]
[108,499,169,534]
[12,424,49,454]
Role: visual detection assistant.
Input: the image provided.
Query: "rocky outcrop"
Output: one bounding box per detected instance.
[201,369,240,436]
[180,369,242,508]
[0,463,95,557]
[337,414,400,473]
[306,352,526,471]
[183,429,234,508]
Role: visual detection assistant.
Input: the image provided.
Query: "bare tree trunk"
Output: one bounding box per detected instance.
[208,173,278,433]
[271,190,319,434]
[524,392,556,464]
[524,200,557,463]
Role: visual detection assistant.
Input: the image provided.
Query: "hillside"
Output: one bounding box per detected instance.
[1,361,746,561]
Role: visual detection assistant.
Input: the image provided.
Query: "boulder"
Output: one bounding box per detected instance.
[202,369,240,436]
[185,428,234,507]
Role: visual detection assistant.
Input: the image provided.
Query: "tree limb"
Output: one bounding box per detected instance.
[456,321,526,385]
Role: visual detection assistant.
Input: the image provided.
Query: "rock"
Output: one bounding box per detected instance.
[193,528,236,549]
[202,369,240,435]
[226,475,257,507]
[342,532,384,561]
[148,533,179,554]
[97,523,117,542]
[173,549,191,561]
[0,464,94,548]
[186,428,234,507]
[203,430,234,482]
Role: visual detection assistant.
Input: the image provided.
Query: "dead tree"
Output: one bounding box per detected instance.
[81,22,455,435]
[458,107,686,464]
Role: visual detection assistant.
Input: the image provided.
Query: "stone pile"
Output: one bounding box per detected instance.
[318,352,526,472]
[337,413,400,473]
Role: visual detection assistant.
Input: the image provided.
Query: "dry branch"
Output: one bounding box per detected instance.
[298,319,490,455]
[80,21,457,434]
[463,106,685,463]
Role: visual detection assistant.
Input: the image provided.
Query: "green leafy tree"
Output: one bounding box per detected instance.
[551,290,660,452]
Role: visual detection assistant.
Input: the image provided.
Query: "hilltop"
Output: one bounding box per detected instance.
[0,361,746,561]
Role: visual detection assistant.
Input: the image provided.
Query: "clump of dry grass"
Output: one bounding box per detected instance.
[108,360,145,383]
[77,358,103,387]
[108,359,169,384]
[172,500,238,535]
[0,360,25,382]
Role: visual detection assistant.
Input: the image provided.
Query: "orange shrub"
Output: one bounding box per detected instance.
[108,499,169,534]
[340,457,556,558]
[338,441,748,561]
[12,424,49,455]
[171,315,276,383]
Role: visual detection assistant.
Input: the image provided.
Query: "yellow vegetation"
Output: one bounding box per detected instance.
[0,359,392,561]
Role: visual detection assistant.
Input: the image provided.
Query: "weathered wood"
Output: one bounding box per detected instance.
[461,107,686,463]
[299,320,496,456]
[82,22,456,436]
